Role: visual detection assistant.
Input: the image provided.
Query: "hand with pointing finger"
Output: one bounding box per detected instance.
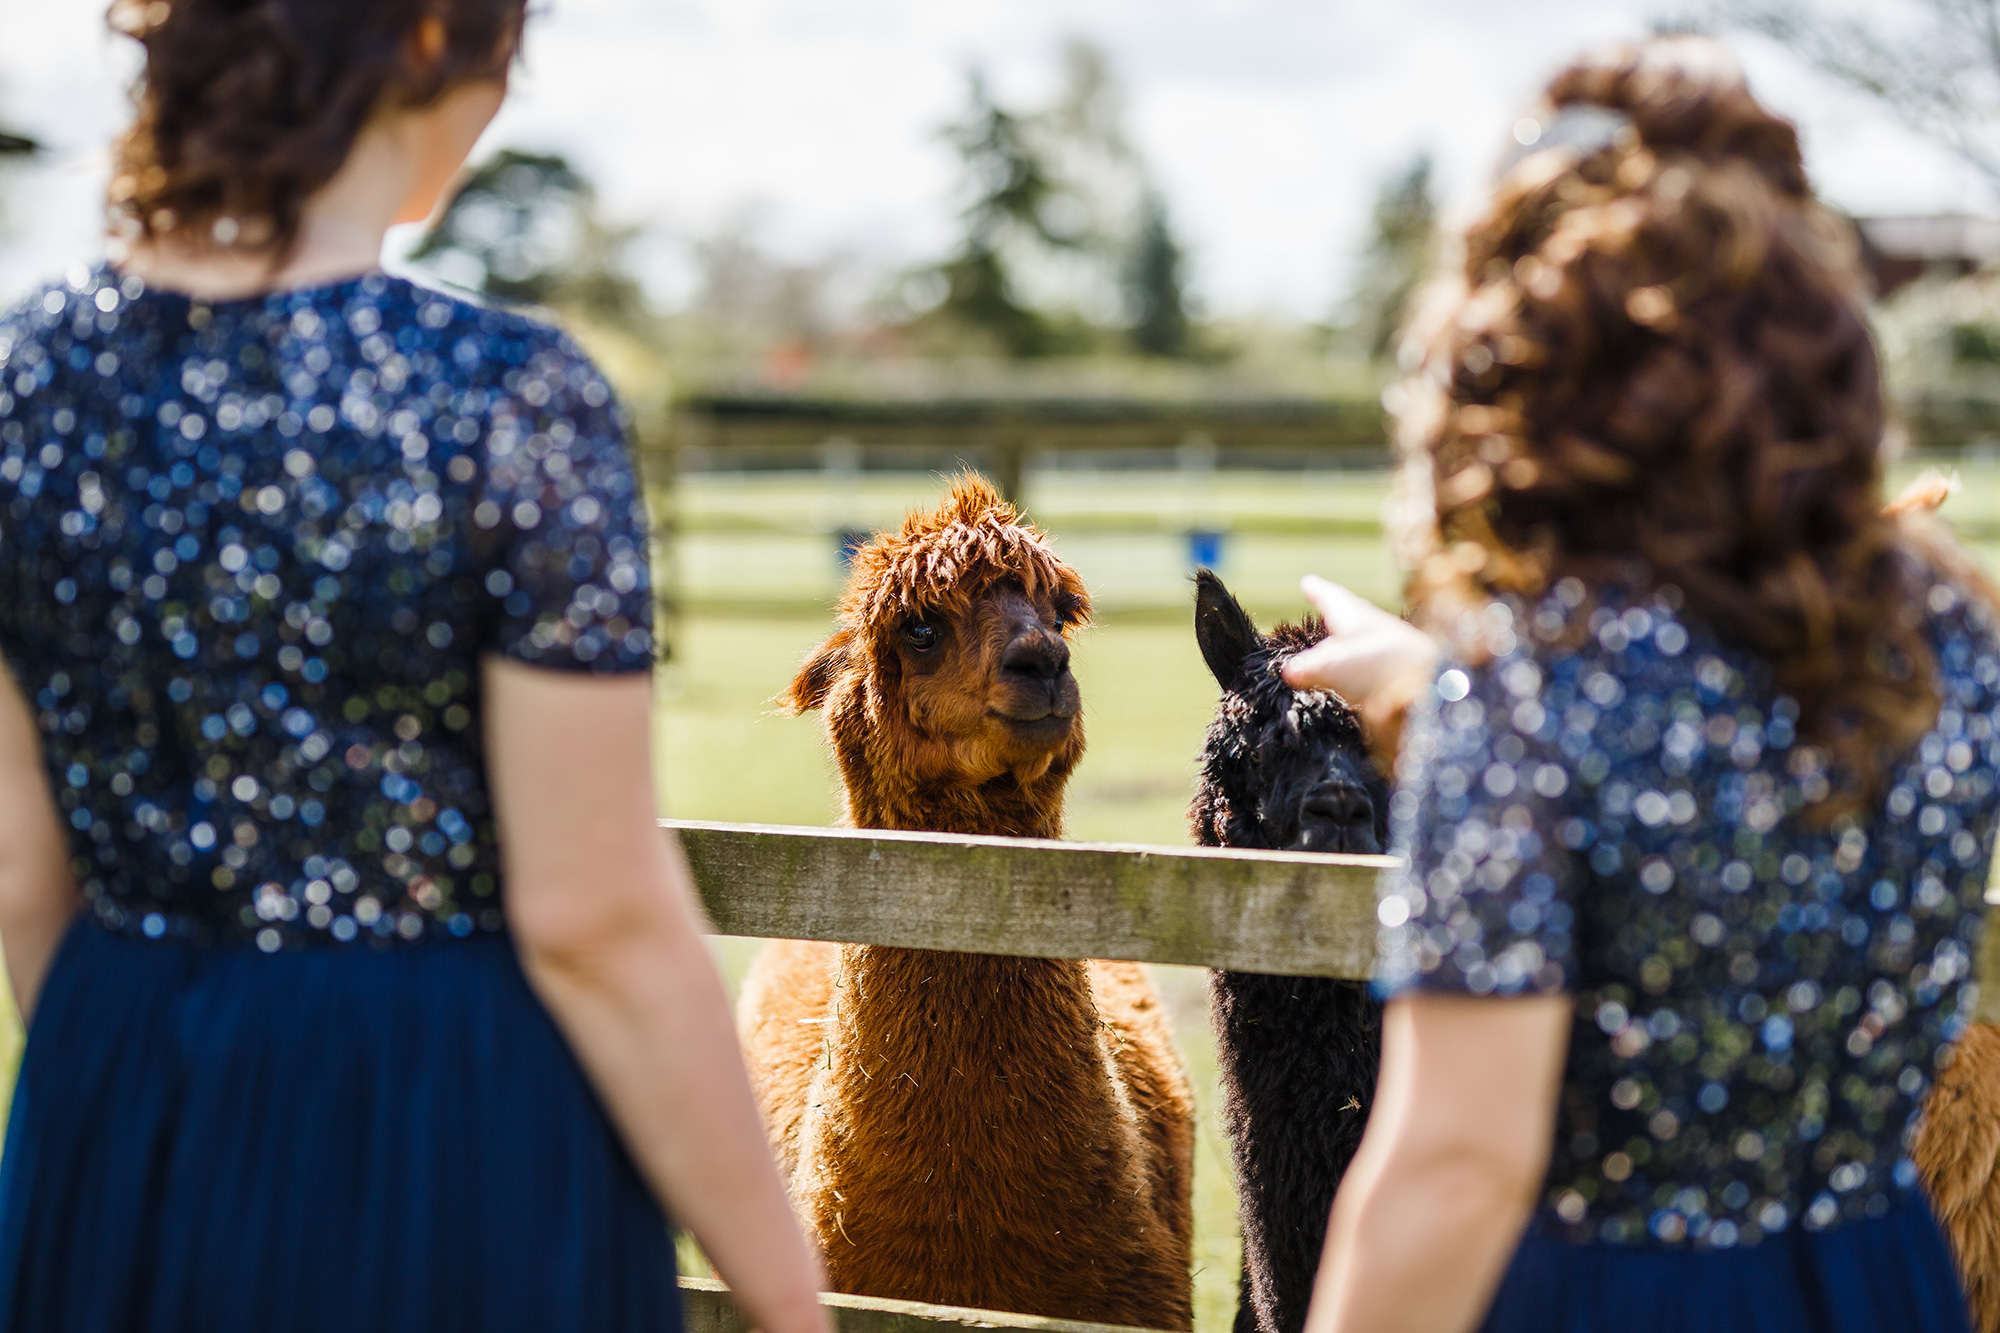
[1282,575,1440,771]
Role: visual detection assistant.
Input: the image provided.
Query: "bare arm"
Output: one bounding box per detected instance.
[0,660,81,1024]
[1305,992,1571,1333]
[484,659,827,1333]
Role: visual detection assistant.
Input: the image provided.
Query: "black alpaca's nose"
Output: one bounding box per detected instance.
[1300,783,1376,852]
[1001,631,1070,684]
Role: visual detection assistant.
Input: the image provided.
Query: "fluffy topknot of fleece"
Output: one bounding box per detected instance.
[839,474,1092,636]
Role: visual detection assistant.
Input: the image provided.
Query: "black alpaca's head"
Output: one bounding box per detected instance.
[1190,570,1389,855]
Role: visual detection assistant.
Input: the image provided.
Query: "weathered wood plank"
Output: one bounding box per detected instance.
[664,819,1390,979]
[679,1278,1159,1333]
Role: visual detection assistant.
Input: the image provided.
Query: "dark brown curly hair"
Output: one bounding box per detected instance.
[107,0,525,261]
[1394,37,1936,812]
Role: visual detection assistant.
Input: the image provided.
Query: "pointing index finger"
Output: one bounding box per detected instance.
[1300,574,1381,636]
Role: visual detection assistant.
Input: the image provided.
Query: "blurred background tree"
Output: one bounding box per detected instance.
[674,207,858,382]
[1717,0,2000,191]
[915,39,1199,361]
[397,41,1331,393]
[1335,153,1438,361]
[1124,187,1193,358]
[408,148,647,326]
[927,70,1077,357]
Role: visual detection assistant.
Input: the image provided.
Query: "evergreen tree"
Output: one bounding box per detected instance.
[1124,187,1191,357]
[934,72,1073,357]
[923,44,1199,360]
[408,149,644,322]
[1342,153,1437,361]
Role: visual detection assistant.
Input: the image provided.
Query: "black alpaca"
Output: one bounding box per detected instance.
[1190,571,1389,1333]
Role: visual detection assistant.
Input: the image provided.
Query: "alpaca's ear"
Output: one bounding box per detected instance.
[1194,570,1259,690]
[781,629,854,714]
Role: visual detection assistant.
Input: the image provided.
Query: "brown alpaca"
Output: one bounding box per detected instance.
[1916,1024,2000,1333]
[736,477,1194,1329]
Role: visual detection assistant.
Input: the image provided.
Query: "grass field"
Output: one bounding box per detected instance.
[1,460,1996,1332]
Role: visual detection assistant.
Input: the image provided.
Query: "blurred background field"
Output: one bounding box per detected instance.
[656,455,2000,837]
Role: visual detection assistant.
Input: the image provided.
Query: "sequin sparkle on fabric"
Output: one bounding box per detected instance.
[1378,578,2000,1249]
[0,265,653,951]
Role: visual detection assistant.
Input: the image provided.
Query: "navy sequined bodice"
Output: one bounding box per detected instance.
[1378,577,2000,1249]
[0,265,653,950]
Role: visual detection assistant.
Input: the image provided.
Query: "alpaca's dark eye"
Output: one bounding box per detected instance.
[904,622,940,651]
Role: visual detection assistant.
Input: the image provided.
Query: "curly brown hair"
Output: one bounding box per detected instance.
[1393,37,1937,812]
[107,0,525,261]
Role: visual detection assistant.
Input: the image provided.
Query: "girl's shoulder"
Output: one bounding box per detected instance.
[361,274,622,419]
[293,270,606,383]
[0,269,91,376]
[0,263,611,390]
[1892,516,2000,667]
[1454,581,1732,710]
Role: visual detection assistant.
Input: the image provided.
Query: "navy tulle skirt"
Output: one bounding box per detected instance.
[0,918,679,1333]
[1483,1194,1971,1333]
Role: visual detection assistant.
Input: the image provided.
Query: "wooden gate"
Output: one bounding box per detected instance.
[663,818,1390,1333]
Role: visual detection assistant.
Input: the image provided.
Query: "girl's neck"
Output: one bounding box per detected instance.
[114,117,416,302]
[118,217,383,303]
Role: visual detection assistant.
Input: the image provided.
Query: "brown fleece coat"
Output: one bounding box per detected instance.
[736,478,1194,1328]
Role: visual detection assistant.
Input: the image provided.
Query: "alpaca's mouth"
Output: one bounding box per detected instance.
[1291,827,1382,855]
[990,709,1075,742]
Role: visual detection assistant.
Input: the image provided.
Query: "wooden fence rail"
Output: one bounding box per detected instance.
[664,819,1392,979]
[663,817,1393,1330]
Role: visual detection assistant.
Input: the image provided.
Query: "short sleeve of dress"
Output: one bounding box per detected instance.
[1375,649,1586,998]
[474,339,655,674]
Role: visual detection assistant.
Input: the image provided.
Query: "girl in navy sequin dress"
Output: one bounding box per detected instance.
[0,5,825,1332]
[1291,39,1994,1333]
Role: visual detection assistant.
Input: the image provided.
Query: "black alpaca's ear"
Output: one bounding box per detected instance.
[781,628,853,714]
[1194,569,1260,691]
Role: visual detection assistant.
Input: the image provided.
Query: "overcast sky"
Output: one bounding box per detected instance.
[0,0,1990,318]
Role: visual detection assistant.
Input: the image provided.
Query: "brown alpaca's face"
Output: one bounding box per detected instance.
[885,580,1083,787]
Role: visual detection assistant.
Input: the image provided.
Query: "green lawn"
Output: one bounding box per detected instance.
[1,459,1995,1333]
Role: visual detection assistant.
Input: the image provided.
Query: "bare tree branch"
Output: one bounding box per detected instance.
[1718,0,2000,191]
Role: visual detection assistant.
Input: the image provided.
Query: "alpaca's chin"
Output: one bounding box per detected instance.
[990,711,1075,749]
[1286,822,1383,856]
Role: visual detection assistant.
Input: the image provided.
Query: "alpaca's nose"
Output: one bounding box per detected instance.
[1301,783,1375,849]
[1001,630,1070,684]
[1303,784,1371,827]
